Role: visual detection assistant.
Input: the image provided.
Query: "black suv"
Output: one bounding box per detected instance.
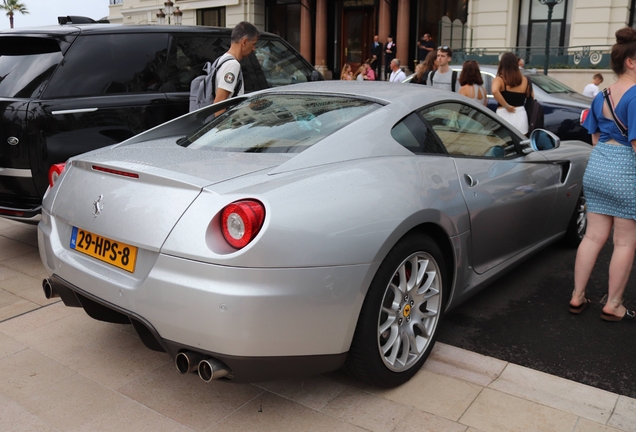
[0,22,321,222]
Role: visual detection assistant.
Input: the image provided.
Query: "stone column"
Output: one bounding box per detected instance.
[396,0,410,74]
[378,0,391,80]
[300,0,312,63]
[314,0,331,79]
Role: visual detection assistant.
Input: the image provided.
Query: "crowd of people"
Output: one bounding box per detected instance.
[340,36,542,135]
[339,28,636,323]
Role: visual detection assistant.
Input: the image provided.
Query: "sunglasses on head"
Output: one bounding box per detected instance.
[438,46,450,50]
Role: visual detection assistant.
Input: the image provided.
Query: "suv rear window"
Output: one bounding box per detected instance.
[0,37,63,98]
[43,33,170,98]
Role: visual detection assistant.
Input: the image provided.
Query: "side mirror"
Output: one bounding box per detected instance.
[311,70,324,81]
[529,129,560,151]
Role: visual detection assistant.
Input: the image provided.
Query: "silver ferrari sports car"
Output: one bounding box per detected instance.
[38,82,590,387]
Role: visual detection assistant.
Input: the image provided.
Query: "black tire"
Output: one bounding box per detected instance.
[563,192,586,248]
[345,233,447,387]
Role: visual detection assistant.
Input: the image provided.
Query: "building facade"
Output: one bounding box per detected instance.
[108,0,636,77]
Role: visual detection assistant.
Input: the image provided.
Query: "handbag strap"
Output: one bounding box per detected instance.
[602,87,628,137]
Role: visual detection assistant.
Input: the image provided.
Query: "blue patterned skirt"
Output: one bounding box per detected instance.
[583,141,636,220]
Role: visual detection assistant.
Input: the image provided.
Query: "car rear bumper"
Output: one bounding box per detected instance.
[38,210,377,380]
[45,274,348,382]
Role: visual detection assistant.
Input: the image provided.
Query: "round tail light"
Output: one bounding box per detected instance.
[48,163,66,187]
[221,200,265,249]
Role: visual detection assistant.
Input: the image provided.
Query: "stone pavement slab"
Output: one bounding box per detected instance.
[0,219,633,431]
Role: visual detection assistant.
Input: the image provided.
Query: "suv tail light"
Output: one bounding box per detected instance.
[48,163,66,187]
[580,109,589,125]
[220,200,265,249]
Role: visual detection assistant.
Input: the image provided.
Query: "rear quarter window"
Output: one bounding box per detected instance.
[43,33,170,98]
[0,37,63,98]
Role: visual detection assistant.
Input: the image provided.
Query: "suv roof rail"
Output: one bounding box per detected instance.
[58,16,110,25]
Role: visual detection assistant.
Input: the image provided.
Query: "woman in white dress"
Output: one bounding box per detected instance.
[492,52,533,134]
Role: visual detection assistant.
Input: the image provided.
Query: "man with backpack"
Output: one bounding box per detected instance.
[189,21,259,111]
[426,46,458,93]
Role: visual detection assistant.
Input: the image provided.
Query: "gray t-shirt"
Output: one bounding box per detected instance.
[427,69,458,92]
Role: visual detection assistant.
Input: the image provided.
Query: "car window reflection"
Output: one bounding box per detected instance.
[182,94,379,153]
[420,103,517,158]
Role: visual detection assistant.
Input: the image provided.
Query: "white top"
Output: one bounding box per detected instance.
[215,53,244,96]
[389,69,406,83]
[356,73,365,81]
[466,84,486,103]
[582,83,599,98]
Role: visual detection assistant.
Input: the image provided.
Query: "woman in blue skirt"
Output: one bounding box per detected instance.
[570,27,636,321]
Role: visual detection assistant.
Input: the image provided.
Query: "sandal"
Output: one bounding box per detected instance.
[569,298,591,314]
[601,309,636,322]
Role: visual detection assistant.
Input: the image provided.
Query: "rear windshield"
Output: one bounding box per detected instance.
[0,37,63,98]
[529,74,576,94]
[182,94,379,153]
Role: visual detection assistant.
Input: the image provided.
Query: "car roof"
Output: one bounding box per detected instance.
[0,23,279,38]
[259,81,477,112]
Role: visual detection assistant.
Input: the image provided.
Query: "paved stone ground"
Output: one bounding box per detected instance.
[1,217,635,431]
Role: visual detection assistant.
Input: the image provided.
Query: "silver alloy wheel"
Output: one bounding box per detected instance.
[377,252,442,372]
[575,194,587,238]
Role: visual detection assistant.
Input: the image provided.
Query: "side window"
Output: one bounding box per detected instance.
[391,113,447,155]
[242,52,268,93]
[43,34,170,98]
[166,35,228,92]
[420,102,517,158]
[166,35,263,94]
[254,38,313,87]
[0,37,64,98]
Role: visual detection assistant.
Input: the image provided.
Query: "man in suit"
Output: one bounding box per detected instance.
[370,34,383,80]
[384,35,396,80]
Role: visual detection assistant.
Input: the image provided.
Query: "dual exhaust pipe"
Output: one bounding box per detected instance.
[175,351,230,382]
[43,278,230,381]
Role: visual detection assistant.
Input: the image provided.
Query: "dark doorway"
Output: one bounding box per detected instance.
[342,8,374,73]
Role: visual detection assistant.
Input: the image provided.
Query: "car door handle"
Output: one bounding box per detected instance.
[464,174,478,187]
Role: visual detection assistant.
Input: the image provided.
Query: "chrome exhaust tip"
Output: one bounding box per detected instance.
[42,278,59,299]
[175,351,207,374]
[198,358,230,382]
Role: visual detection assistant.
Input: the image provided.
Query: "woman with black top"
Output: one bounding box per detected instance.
[492,52,533,134]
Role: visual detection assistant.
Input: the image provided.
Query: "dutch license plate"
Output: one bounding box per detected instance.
[70,227,138,273]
